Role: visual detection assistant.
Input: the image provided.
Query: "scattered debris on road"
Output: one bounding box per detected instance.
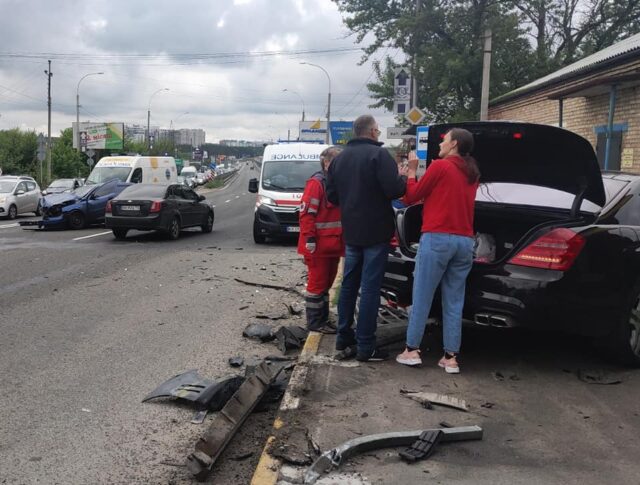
[191,410,208,424]
[242,323,276,342]
[399,429,443,463]
[577,368,624,385]
[234,277,305,297]
[303,426,483,484]
[228,356,245,367]
[274,325,308,353]
[400,390,468,412]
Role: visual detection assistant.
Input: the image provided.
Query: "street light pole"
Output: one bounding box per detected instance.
[282,89,305,122]
[147,88,169,152]
[76,72,104,153]
[300,62,331,144]
[44,60,53,183]
[170,111,188,158]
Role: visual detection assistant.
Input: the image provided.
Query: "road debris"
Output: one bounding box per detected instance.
[492,371,520,381]
[191,410,208,424]
[274,325,308,353]
[228,356,244,367]
[399,430,443,463]
[142,371,244,412]
[230,451,254,461]
[242,323,276,342]
[400,390,468,412]
[234,277,305,297]
[577,368,624,385]
[303,426,483,484]
[186,361,278,481]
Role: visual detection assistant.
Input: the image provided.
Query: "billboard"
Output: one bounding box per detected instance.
[299,120,354,144]
[329,121,353,145]
[72,122,124,150]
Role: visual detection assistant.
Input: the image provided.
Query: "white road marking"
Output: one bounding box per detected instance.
[224,199,231,203]
[235,195,240,199]
[0,223,19,229]
[72,231,112,241]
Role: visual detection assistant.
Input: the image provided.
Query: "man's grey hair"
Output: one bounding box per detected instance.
[320,146,342,169]
[353,114,376,137]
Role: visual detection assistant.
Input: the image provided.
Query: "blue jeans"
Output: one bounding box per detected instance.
[406,232,474,353]
[336,242,390,354]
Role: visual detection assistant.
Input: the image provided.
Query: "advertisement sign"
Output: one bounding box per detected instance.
[329,121,354,145]
[299,120,327,143]
[72,122,124,150]
[416,125,429,161]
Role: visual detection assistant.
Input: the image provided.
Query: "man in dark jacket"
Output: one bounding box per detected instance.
[327,114,407,361]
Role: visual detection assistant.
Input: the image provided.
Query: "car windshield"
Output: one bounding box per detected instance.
[49,180,74,189]
[0,181,16,193]
[262,160,319,191]
[476,177,628,213]
[86,167,131,185]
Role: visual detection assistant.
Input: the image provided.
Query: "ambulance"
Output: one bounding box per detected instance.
[85,156,178,185]
[248,142,329,243]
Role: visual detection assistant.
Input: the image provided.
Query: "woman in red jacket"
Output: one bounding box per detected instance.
[396,128,480,373]
[298,146,344,333]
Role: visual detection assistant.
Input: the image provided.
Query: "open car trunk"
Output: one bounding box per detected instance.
[399,202,595,264]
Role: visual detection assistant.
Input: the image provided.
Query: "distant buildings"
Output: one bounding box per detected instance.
[219,139,264,147]
[124,125,206,147]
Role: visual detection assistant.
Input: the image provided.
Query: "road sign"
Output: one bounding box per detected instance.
[37,134,46,162]
[387,127,412,139]
[393,67,411,116]
[406,107,426,125]
[416,126,429,161]
[86,157,95,168]
[86,149,96,159]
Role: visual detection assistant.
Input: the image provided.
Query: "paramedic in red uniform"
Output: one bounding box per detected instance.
[298,146,344,333]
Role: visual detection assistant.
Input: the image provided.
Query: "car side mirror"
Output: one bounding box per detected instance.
[248,178,258,193]
[198,195,206,202]
[16,189,25,195]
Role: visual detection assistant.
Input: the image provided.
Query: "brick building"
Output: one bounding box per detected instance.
[489,33,640,172]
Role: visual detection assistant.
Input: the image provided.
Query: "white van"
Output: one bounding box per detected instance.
[248,142,329,243]
[180,166,198,188]
[86,156,178,185]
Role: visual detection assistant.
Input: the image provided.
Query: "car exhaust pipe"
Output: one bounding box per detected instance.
[474,313,514,328]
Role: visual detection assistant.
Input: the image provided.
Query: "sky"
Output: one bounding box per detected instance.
[0,0,403,144]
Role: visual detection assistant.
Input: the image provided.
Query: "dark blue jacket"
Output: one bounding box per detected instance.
[327,138,406,246]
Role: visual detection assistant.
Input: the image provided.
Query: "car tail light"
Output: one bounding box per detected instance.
[390,234,399,248]
[513,132,523,139]
[149,200,163,213]
[508,228,585,271]
[105,201,112,213]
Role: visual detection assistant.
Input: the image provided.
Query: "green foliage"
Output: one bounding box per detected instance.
[52,128,89,179]
[333,0,640,122]
[0,129,38,178]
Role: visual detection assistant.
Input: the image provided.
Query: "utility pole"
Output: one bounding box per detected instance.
[411,0,421,108]
[480,29,493,121]
[45,60,53,182]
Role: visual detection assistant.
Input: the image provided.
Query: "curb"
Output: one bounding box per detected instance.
[250,332,323,485]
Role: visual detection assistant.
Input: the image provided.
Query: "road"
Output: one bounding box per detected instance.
[0,166,305,484]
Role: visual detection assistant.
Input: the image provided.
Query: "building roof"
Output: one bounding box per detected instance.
[492,32,640,105]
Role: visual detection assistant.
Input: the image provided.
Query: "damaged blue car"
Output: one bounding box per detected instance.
[34,178,129,229]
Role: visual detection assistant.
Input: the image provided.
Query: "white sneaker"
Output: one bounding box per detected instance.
[438,355,460,374]
[396,349,422,366]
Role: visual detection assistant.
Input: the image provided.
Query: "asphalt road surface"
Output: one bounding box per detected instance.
[0,166,305,484]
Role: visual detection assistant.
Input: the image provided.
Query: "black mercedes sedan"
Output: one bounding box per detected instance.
[105,183,214,240]
[382,122,640,366]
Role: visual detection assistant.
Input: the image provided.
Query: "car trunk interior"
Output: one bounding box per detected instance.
[401,202,591,263]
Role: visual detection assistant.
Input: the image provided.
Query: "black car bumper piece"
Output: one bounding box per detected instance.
[105,213,170,231]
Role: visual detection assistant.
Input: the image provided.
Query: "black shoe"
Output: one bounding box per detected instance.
[336,339,356,351]
[356,348,390,362]
[334,345,357,361]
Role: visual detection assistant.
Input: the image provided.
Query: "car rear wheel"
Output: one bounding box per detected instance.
[602,285,640,366]
[167,216,181,240]
[253,220,266,244]
[113,228,128,240]
[201,212,214,233]
[7,204,17,220]
[68,211,85,230]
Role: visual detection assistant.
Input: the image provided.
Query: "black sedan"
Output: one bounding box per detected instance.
[105,184,214,240]
[383,122,640,366]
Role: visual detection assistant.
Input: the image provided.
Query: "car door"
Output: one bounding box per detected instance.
[86,181,117,223]
[25,181,38,211]
[178,187,199,226]
[14,181,29,214]
[170,186,190,226]
[183,187,206,226]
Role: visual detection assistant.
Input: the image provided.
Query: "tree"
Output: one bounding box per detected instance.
[52,128,89,179]
[335,0,535,122]
[0,129,38,177]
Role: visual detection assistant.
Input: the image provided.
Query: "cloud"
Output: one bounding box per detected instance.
[0,0,401,143]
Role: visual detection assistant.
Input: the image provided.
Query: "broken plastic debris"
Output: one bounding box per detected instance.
[400,390,468,412]
[242,323,276,342]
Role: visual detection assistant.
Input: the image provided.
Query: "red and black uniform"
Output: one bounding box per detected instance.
[298,171,344,330]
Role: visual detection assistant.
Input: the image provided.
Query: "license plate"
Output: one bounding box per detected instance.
[120,205,140,211]
[286,226,300,233]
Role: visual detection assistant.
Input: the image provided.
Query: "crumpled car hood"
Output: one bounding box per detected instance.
[42,193,79,207]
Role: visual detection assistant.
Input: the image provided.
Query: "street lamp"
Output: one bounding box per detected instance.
[282,89,305,122]
[300,62,331,144]
[147,88,169,151]
[76,72,103,153]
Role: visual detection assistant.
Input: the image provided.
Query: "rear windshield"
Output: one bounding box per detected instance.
[86,166,131,184]
[118,184,167,198]
[476,178,628,213]
[262,160,319,192]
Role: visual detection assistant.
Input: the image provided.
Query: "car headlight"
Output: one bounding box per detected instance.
[257,195,276,207]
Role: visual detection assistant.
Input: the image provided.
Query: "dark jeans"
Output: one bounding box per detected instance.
[336,242,390,354]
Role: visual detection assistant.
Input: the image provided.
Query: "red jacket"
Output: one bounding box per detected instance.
[298,172,344,257]
[403,156,479,237]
